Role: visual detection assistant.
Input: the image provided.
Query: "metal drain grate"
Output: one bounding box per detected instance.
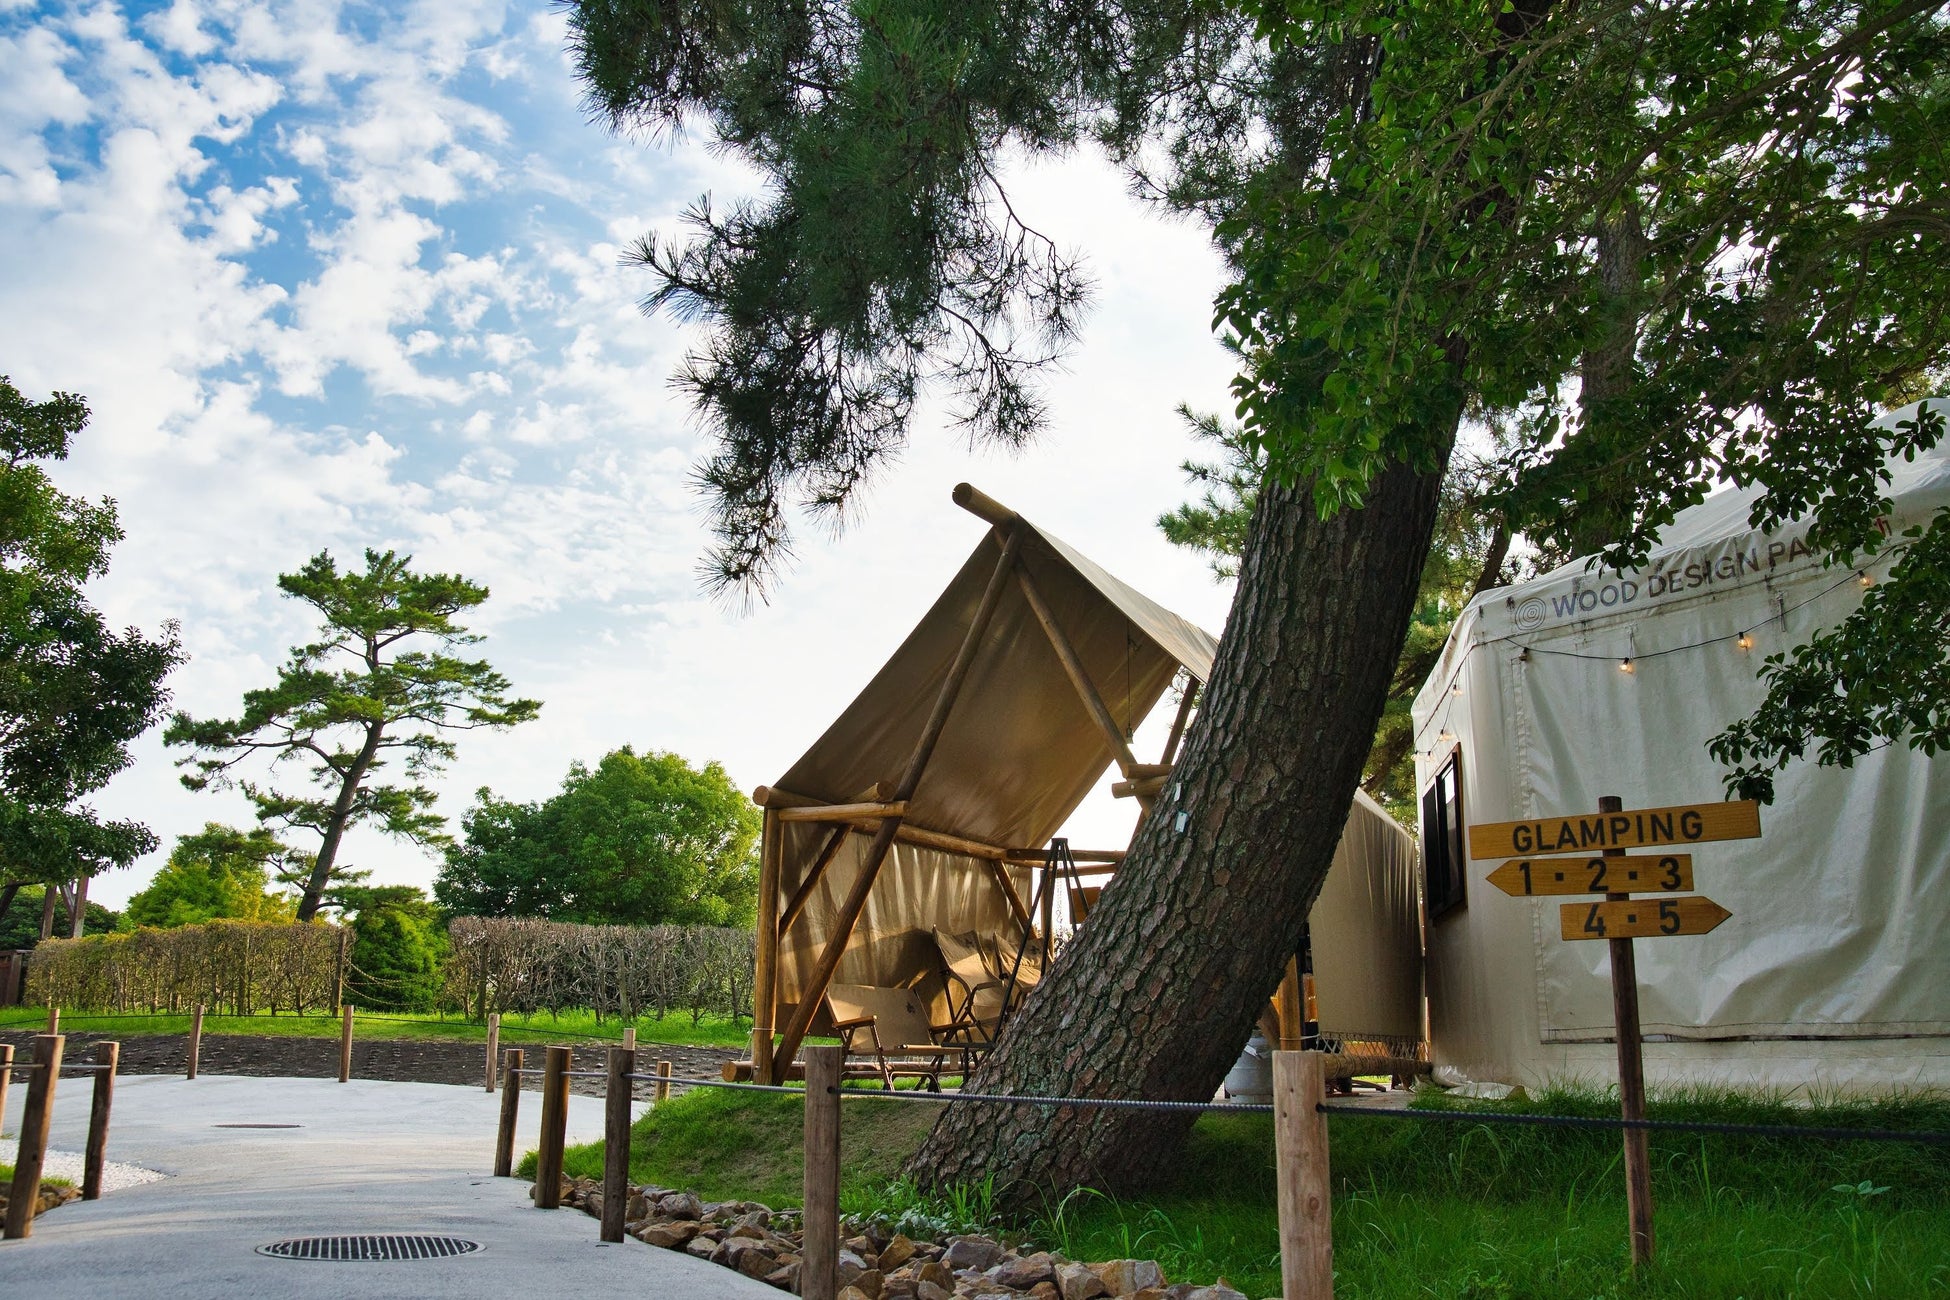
[214,1123,303,1129]
[257,1235,482,1261]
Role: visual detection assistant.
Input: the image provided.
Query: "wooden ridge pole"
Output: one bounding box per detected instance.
[1601,793,1656,1266]
[338,1003,354,1083]
[1273,1049,1333,1299]
[84,1040,118,1200]
[770,525,1025,1081]
[494,1047,523,1178]
[751,808,784,1084]
[4,1033,63,1239]
[801,1044,843,1300]
[187,1003,204,1079]
[1015,566,1143,781]
[534,1044,571,1207]
[601,1045,634,1242]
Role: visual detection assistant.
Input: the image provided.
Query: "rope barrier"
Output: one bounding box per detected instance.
[1318,1102,1950,1147]
[829,1085,1274,1114]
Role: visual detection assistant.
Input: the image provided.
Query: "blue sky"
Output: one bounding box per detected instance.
[1,0,1241,906]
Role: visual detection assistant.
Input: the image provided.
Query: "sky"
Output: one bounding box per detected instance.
[1,0,1242,909]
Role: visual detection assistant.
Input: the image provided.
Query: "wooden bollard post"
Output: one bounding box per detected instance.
[4,1033,64,1239]
[84,1041,119,1200]
[484,1012,501,1092]
[187,1003,205,1080]
[801,1044,843,1300]
[1273,1050,1334,1299]
[534,1044,571,1208]
[493,1047,523,1178]
[655,1058,672,1104]
[338,1003,354,1083]
[601,1045,635,1242]
[45,1004,58,1035]
[621,1026,636,1051]
[0,1043,12,1128]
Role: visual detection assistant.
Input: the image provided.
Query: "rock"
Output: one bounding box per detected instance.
[917,1260,957,1289]
[944,1236,1007,1272]
[1028,1284,1061,1300]
[1180,1287,1247,1300]
[914,1283,954,1300]
[1055,1262,1110,1300]
[839,1288,874,1300]
[635,1220,702,1248]
[685,1236,719,1260]
[738,1208,774,1229]
[879,1233,919,1272]
[852,1269,886,1299]
[627,1191,651,1221]
[659,1190,704,1220]
[991,1252,1058,1290]
[766,1262,802,1291]
[730,1222,771,1240]
[846,1233,879,1260]
[1091,1260,1166,1294]
[837,1247,874,1287]
[881,1279,919,1300]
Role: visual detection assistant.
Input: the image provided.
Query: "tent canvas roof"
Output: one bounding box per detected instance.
[775,494,1219,851]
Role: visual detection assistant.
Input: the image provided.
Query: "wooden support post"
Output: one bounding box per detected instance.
[338,1003,354,1082]
[534,1044,571,1208]
[187,1003,204,1080]
[494,1047,523,1178]
[770,526,1025,1081]
[1273,1049,1333,1299]
[985,861,1032,932]
[655,1059,672,1105]
[776,822,847,939]
[751,807,784,1085]
[4,1034,63,1239]
[484,1012,501,1092]
[1160,677,1199,766]
[1276,956,1306,1052]
[1016,566,1143,778]
[1600,793,1656,1266]
[601,1045,634,1243]
[801,1044,843,1300]
[45,1003,58,1035]
[0,1044,11,1135]
[84,1040,118,1200]
[621,1027,636,1051]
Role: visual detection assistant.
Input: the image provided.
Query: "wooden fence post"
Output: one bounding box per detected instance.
[84,1040,119,1200]
[621,1026,636,1051]
[601,1045,635,1242]
[801,1044,843,1300]
[338,1003,354,1083]
[0,1043,11,1128]
[1274,1050,1334,1300]
[45,1003,58,1035]
[655,1058,672,1105]
[4,1033,64,1239]
[494,1047,523,1178]
[484,1012,500,1092]
[187,1003,205,1080]
[534,1044,571,1208]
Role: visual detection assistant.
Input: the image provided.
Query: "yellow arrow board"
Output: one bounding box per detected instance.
[1560,896,1732,941]
[1488,854,1694,897]
[1469,799,1761,860]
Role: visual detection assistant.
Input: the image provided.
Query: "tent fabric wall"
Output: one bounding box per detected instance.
[1310,789,1424,1045]
[1412,399,1950,1088]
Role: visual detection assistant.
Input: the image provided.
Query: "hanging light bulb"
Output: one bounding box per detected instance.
[1438,728,1457,743]
[1858,570,1875,588]
[1619,657,1636,674]
[1736,632,1754,651]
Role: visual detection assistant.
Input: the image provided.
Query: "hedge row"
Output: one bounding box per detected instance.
[443,916,755,1024]
[27,921,345,1016]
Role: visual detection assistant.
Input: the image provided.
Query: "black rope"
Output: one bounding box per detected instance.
[1319,1103,1950,1147]
[831,1085,1272,1114]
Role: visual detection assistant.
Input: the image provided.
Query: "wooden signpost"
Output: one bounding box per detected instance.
[1470,795,1760,1268]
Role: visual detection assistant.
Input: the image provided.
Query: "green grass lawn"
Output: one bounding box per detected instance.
[0,1006,753,1049]
[543,1081,1950,1299]
[0,1163,74,1189]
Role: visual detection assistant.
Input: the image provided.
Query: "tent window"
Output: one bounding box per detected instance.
[1422,753,1467,920]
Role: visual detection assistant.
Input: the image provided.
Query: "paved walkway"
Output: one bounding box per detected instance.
[0,1073,775,1297]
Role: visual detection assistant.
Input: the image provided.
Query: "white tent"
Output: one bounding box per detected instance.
[1411,399,1950,1090]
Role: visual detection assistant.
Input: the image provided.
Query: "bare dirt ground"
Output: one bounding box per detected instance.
[0,1030,742,1098]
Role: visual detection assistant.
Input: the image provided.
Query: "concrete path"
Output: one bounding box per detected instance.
[0,1072,776,1297]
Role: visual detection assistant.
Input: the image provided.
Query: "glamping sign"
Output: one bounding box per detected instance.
[1469,794,1761,1267]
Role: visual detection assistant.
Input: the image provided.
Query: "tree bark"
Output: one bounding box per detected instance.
[906,446,1453,1207]
[296,720,385,921]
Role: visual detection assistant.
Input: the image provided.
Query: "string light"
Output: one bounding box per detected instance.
[1736,632,1754,651]
[1619,657,1635,674]
[1438,728,1457,743]
[1451,681,1464,696]
[1858,570,1875,588]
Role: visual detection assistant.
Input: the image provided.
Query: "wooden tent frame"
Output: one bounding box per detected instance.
[742,484,1308,1084]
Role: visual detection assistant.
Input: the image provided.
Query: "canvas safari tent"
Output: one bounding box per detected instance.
[742,483,1423,1084]
[1412,399,1950,1091]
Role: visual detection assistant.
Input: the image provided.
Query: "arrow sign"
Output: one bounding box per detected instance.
[1469,799,1760,860]
[1561,896,1732,941]
[1488,854,1694,897]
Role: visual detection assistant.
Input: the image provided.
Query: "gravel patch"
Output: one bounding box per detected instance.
[36,1148,168,1192]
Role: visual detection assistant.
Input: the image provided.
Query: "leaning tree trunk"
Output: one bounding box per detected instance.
[906,448,1453,1207]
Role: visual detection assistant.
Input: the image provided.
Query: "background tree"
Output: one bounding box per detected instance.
[0,374,182,932]
[436,746,761,927]
[0,884,118,951]
[123,823,299,929]
[165,549,540,921]
[568,0,1950,1205]
[337,884,447,1012]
